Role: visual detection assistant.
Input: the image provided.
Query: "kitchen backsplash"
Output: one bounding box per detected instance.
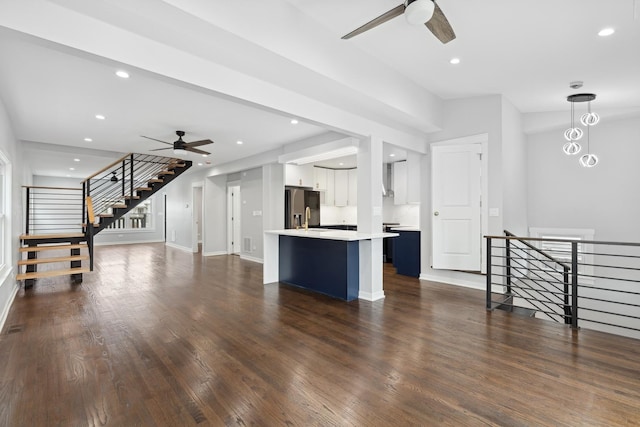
[320,200,419,226]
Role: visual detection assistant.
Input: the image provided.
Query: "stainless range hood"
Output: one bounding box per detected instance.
[382,163,394,197]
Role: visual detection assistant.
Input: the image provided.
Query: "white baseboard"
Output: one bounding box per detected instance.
[94,239,163,246]
[202,251,228,257]
[0,280,19,335]
[165,242,195,253]
[358,290,385,301]
[419,273,485,291]
[240,254,263,264]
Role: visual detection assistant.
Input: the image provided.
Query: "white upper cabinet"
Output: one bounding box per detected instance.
[324,169,335,206]
[393,161,407,205]
[313,167,328,191]
[347,169,357,206]
[285,164,314,188]
[393,154,421,205]
[334,169,349,207]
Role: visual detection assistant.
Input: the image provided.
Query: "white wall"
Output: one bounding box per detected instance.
[527,115,640,241]
[164,167,209,251]
[239,167,264,261]
[203,174,227,256]
[0,97,24,331]
[501,97,528,236]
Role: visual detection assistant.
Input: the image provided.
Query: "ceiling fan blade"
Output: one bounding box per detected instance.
[342,4,405,39]
[185,147,211,155]
[185,139,214,148]
[149,147,172,151]
[425,2,456,44]
[141,135,173,145]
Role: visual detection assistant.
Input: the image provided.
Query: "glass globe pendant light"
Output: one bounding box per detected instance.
[580,100,600,126]
[563,100,582,155]
[579,119,599,168]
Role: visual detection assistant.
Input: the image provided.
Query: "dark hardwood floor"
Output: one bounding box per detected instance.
[1,243,640,426]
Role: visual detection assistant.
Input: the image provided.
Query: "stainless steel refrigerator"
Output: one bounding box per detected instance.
[285,187,320,229]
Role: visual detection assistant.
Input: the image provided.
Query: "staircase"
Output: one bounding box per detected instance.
[18,153,192,288]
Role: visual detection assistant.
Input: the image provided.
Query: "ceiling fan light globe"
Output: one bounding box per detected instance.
[173,148,188,157]
[405,0,435,25]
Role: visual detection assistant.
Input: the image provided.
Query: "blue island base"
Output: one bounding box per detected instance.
[278,235,359,301]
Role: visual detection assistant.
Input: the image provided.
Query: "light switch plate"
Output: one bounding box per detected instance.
[489,208,499,217]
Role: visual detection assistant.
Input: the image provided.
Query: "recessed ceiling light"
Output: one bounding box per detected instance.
[73,158,80,162]
[450,57,461,64]
[290,119,299,125]
[84,137,92,142]
[69,167,75,171]
[115,70,130,79]
[197,162,203,166]
[202,154,208,158]
[236,140,243,145]
[95,114,106,120]
[339,162,344,166]
[389,153,396,157]
[66,174,71,177]
[598,28,615,37]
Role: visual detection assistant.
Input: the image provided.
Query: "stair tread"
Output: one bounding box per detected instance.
[157,171,175,175]
[134,187,152,192]
[99,213,114,217]
[124,195,141,200]
[20,243,87,253]
[148,179,163,183]
[17,267,90,281]
[19,255,89,265]
[20,233,85,240]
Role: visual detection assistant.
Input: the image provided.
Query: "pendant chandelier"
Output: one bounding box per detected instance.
[563,92,600,167]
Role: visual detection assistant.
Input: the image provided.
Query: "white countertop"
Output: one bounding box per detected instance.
[390,226,420,232]
[265,229,398,241]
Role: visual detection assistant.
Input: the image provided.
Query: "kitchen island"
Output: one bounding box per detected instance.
[264,229,397,301]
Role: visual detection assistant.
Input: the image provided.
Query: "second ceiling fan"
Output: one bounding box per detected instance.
[342,0,456,44]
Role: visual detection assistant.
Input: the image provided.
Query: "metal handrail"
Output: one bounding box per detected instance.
[487,232,640,338]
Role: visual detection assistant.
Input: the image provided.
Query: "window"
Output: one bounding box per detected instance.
[105,199,153,231]
[529,227,595,282]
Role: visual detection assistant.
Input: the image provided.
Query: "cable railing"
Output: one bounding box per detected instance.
[23,186,83,235]
[486,231,640,339]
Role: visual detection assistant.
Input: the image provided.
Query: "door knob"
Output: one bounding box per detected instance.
[434,211,439,216]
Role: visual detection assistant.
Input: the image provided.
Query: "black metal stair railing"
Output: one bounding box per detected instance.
[81,153,187,230]
[487,230,571,324]
[23,186,84,235]
[486,232,640,339]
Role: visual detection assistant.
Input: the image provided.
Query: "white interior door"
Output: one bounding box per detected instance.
[431,143,482,271]
[227,185,241,254]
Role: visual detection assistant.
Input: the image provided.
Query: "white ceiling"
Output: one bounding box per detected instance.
[0,0,639,178]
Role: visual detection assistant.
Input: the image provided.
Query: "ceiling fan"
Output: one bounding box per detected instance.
[342,0,456,44]
[141,130,214,155]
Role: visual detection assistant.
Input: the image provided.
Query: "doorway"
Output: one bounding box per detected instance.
[430,134,488,273]
[227,183,241,255]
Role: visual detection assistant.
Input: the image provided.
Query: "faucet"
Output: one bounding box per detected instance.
[304,206,310,230]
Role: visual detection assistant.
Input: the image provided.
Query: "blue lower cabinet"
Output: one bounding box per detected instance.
[279,235,359,301]
[393,230,420,277]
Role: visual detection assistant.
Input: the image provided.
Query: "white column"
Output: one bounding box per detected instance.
[357,135,385,301]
